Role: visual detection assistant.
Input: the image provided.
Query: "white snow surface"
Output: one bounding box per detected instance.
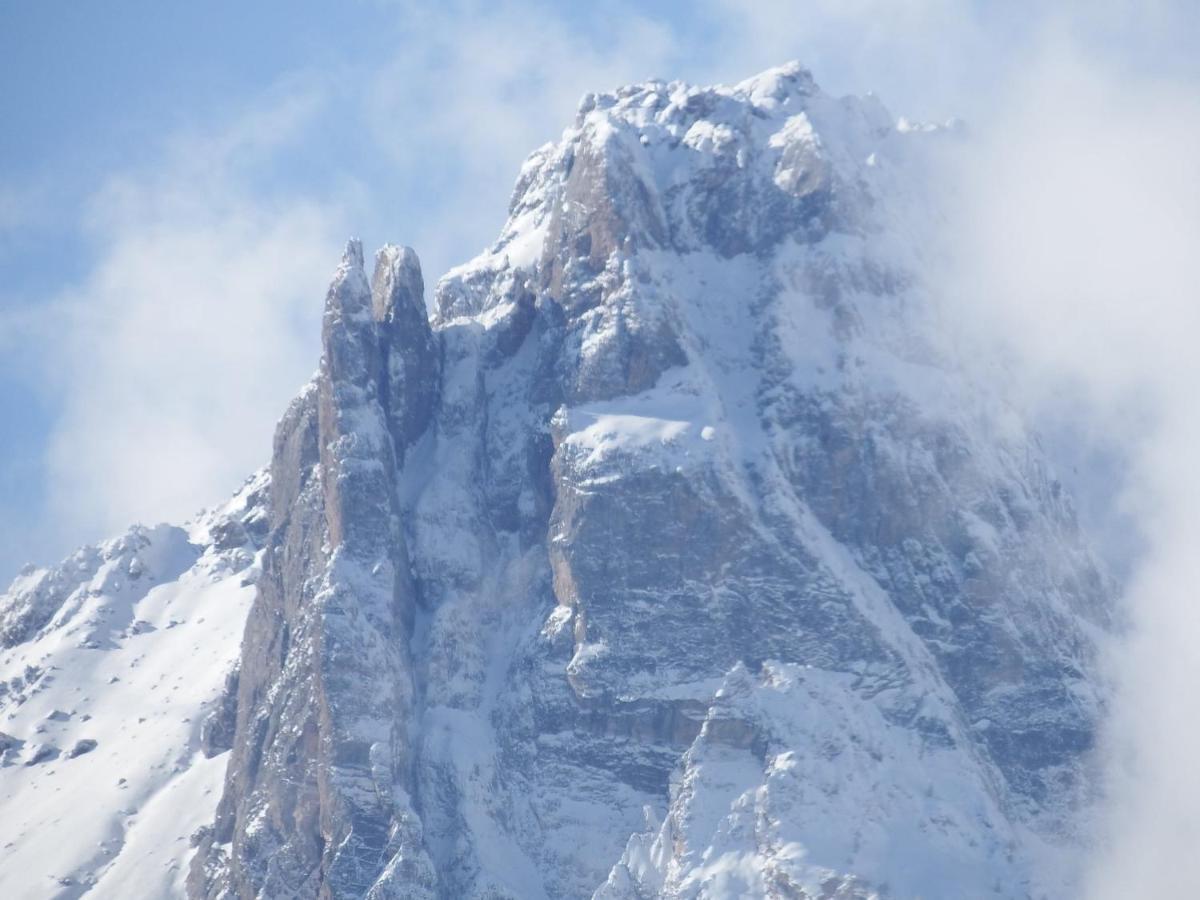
[0,475,264,898]
[602,663,1019,899]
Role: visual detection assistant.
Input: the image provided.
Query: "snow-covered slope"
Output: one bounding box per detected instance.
[0,475,267,898]
[0,63,1113,899]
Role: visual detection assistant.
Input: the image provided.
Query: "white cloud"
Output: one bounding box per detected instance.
[699,0,988,118]
[924,22,1200,899]
[38,87,350,539]
[361,0,683,280]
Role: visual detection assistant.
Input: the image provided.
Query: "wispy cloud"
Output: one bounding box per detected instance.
[941,41,1200,900]
[32,84,351,541]
[361,0,683,279]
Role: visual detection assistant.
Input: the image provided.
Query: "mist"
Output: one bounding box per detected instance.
[931,22,1200,899]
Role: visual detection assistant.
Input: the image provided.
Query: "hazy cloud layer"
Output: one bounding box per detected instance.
[935,35,1200,900]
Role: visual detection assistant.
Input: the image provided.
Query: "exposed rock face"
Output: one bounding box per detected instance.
[184,63,1113,899]
[0,63,1113,899]
[67,738,97,758]
[189,243,439,899]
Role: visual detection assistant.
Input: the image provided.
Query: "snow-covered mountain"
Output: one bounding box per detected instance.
[0,475,267,897]
[0,63,1112,899]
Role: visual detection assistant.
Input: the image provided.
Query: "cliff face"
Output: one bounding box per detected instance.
[191,63,1110,899]
[0,63,1112,900]
[188,242,439,899]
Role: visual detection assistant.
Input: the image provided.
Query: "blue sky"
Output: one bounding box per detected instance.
[1,0,1197,577]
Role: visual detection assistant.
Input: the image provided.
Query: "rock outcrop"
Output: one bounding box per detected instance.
[191,63,1112,899]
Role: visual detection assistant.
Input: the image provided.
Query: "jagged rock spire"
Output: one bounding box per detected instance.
[192,237,439,899]
[372,245,439,460]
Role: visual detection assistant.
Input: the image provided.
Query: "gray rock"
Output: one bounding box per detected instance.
[199,668,239,758]
[25,743,59,766]
[0,731,23,767]
[170,63,1113,900]
[68,739,97,758]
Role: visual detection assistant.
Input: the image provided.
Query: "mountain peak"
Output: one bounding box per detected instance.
[338,236,365,275]
[0,62,1112,900]
[434,64,908,328]
[372,243,424,322]
[732,58,817,104]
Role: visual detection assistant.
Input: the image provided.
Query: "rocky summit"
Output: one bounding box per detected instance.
[0,63,1112,899]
